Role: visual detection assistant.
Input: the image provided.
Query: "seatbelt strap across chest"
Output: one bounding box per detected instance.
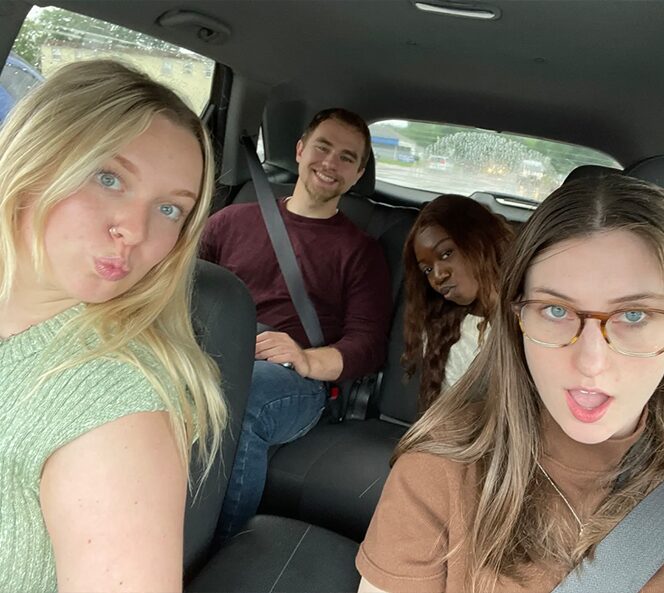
[552,479,664,593]
[240,135,325,348]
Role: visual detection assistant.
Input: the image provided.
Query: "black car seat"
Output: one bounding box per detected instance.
[624,155,664,187]
[563,164,622,184]
[260,293,419,542]
[188,515,360,592]
[185,260,362,592]
[184,259,257,579]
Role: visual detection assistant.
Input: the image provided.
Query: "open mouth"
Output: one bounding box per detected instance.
[565,388,612,423]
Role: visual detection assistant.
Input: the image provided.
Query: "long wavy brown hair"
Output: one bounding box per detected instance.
[402,195,514,411]
[398,174,664,592]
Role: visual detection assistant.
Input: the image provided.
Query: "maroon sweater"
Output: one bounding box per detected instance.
[200,200,392,381]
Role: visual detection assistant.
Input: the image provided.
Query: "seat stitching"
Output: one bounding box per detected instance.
[269,525,311,593]
[358,476,382,498]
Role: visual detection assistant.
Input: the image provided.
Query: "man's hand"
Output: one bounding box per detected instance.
[255,331,344,381]
[256,331,311,377]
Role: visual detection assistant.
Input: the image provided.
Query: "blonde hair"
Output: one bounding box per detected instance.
[397,174,664,592]
[0,60,226,478]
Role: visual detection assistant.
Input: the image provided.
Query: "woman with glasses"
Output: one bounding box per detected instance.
[402,195,514,412]
[357,174,664,593]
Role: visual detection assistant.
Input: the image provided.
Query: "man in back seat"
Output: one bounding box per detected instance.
[200,108,392,538]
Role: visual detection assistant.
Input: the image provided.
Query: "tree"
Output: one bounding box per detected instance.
[398,121,460,149]
[11,17,42,67]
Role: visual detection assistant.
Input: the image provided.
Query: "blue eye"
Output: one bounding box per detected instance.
[159,203,184,221]
[96,171,122,190]
[623,310,646,323]
[546,305,568,319]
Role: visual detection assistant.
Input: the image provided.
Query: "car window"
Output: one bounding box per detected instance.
[370,120,621,202]
[2,6,215,123]
[0,58,42,100]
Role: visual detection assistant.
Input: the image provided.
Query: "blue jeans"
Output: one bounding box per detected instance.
[219,360,327,539]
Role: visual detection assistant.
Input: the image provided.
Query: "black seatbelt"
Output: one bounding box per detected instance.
[552,479,664,593]
[240,135,324,348]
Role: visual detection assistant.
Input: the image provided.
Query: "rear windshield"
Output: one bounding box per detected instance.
[370,120,620,203]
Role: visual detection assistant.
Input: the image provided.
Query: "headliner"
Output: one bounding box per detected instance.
[45,0,664,166]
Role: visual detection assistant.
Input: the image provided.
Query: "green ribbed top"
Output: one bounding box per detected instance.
[0,305,170,592]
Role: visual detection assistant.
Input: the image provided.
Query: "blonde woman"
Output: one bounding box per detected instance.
[357,174,664,592]
[0,60,226,592]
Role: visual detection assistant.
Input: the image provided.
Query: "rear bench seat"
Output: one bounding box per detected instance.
[260,293,420,541]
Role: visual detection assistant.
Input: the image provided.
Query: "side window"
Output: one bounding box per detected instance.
[1,6,216,124]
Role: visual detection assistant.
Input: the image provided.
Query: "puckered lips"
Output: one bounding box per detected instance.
[565,387,612,423]
[94,256,130,281]
[437,284,455,298]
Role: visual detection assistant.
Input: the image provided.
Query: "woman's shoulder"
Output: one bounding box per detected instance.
[31,338,178,426]
[6,340,176,478]
[367,451,465,532]
[390,450,476,495]
[42,349,169,411]
[390,404,484,485]
[357,451,478,591]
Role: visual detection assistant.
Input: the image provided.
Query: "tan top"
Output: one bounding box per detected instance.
[357,409,663,593]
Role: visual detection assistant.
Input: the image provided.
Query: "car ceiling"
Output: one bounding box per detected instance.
[22,0,664,166]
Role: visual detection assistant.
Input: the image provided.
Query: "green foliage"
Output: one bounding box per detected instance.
[398,121,459,148]
[512,135,617,174]
[431,131,549,174]
[11,18,41,66]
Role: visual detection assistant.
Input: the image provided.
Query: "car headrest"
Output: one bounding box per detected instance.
[563,164,622,185]
[347,149,376,196]
[624,156,664,188]
[185,260,256,577]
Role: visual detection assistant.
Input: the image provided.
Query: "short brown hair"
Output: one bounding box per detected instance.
[301,107,371,169]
